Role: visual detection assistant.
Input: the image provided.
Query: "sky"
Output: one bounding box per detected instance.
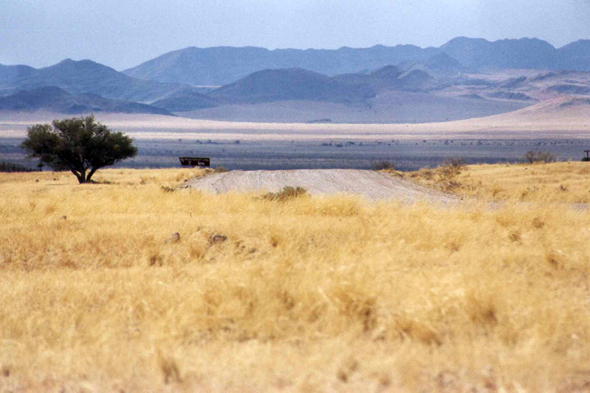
[2,0,590,71]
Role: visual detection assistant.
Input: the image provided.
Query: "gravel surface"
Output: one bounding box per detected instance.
[183,169,458,203]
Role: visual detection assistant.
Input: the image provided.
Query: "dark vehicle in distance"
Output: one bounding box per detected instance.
[179,157,211,167]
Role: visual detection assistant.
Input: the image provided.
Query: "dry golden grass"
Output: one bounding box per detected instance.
[405,161,590,204]
[1,167,590,392]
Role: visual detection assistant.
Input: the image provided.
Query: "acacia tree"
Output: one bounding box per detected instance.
[20,116,137,183]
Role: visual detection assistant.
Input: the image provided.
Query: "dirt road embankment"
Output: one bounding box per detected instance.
[183,169,457,203]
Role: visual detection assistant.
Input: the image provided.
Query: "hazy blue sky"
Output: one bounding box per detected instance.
[2,0,590,70]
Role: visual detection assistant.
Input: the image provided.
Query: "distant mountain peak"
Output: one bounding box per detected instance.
[54,58,113,68]
[442,36,490,47]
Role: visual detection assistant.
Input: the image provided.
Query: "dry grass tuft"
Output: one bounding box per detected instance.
[157,350,182,384]
[261,186,308,202]
[336,357,359,383]
[1,364,10,378]
[404,157,468,193]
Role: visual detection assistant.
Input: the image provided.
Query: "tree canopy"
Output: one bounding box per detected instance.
[20,116,137,183]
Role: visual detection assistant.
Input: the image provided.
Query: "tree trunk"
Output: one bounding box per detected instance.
[71,169,86,184]
[86,167,98,183]
[71,167,99,184]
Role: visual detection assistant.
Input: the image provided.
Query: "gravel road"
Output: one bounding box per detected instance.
[183,169,457,203]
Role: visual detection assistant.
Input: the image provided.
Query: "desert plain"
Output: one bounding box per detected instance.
[1,96,590,392]
[2,93,590,172]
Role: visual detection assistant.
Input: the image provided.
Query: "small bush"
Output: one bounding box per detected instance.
[0,161,36,173]
[419,169,434,180]
[439,157,466,177]
[523,150,556,164]
[214,166,228,173]
[262,186,308,202]
[372,160,396,171]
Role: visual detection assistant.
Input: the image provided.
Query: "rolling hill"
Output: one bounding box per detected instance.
[471,96,590,127]
[208,68,376,104]
[487,91,536,101]
[546,84,590,95]
[150,90,221,112]
[397,53,468,78]
[0,86,172,115]
[333,65,436,93]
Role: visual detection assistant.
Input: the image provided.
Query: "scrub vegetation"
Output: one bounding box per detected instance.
[1,165,589,392]
[405,160,590,203]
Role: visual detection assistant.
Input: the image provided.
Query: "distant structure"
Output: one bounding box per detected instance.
[179,157,211,167]
[583,150,590,162]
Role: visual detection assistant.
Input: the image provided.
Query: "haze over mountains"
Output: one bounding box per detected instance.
[1,37,590,123]
[124,37,590,86]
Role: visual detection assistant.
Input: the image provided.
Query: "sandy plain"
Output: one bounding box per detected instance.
[1,96,590,143]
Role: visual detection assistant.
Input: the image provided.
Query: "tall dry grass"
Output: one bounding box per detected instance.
[405,161,590,204]
[1,168,589,392]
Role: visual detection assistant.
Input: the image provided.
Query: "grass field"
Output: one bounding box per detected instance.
[406,160,590,204]
[1,165,590,392]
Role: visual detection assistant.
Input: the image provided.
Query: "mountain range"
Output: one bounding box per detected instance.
[1,36,590,122]
[123,37,590,86]
[0,57,456,113]
[0,59,212,104]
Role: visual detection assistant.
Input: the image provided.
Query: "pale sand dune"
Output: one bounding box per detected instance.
[175,92,527,124]
[1,97,590,142]
[184,169,458,202]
